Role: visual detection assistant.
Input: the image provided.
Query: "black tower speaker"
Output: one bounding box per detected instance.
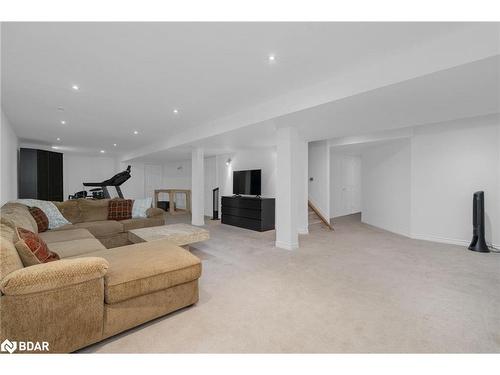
[468,191,490,253]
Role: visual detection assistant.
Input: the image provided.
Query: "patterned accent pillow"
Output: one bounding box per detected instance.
[28,206,49,232]
[14,227,60,267]
[108,199,133,221]
[14,199,70,229]
[132,197,152,218]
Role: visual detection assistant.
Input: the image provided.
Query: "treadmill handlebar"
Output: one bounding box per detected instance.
[82,165,131,187]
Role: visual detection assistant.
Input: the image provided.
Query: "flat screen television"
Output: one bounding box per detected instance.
[233,169,261,196]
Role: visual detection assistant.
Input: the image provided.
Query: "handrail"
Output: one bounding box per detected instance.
[308,200,334,231]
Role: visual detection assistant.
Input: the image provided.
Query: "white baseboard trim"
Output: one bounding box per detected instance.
[275,240,299,251]
[410,233,499,249]
[297,227,309,235]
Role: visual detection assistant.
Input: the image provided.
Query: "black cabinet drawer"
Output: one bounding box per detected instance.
[222,206,261,220]
[222,197,262,209]
[222,214,263,231]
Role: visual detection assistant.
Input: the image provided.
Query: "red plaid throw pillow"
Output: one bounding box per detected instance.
[15,227,60,266]
[28,206,49,232]
[108,199,133,221]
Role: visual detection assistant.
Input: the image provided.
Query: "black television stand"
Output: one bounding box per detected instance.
[221,196,275,232]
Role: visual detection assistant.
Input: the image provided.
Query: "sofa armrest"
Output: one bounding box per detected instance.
[0,257,109,296]
[146,207,165,218]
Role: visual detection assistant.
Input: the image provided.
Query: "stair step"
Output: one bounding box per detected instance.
[309,220,322,225]
[308,202,334,230]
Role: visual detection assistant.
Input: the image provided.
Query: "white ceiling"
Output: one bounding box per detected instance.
[134,120,278,162]
[275,55,500,141]
[2,22,475,157]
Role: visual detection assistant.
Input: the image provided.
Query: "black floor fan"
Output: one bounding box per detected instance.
[212,187,219,220]
[468,191,490,253]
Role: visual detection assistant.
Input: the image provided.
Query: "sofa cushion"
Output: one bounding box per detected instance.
[50,224,76,232]
[0,257,109,296]
[1,202,38,233]
[146,207,166,218]
[29,207,49,232]
[73,220,123,237]
[14,199,70,229]
[15,227,60,266]
[108,199,133,221]
[0,224,24,281]
[39,228,95,244]
[54,200,83,223]
[79,199,110,222]
[77,239,201,304]
[132,197,152,218]
[47,238,106,258]
[120,217,163,232]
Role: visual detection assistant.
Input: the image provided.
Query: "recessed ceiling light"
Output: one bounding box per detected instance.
[61,120,66,125]
[56,137,61,141]
[133,130,139,135]
[100,150,105,153]
[113,143,117,147]
[72,84,79,91]
[173,109,179,115]
[268,54,276,62]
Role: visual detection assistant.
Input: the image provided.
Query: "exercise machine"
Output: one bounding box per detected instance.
[80,165,132,199]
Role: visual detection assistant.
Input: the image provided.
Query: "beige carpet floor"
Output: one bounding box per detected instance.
[81,213,500,353]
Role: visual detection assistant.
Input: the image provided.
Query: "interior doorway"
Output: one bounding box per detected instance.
[330,152,362,219]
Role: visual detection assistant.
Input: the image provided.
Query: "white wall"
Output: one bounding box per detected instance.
[361,139,411,236]
[119,161,146,200]
[355,114,499,248]
[411,115,500,247]
[330,153,362,218]
[0,111,19,204]
[137,151,276,218]
[160,160,191,208]
[308,140,330,219]
[216,148,277,199]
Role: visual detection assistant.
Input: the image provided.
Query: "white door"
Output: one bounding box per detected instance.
[340,155,362,216]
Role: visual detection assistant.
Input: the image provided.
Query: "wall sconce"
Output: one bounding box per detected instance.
[225,158,232,166]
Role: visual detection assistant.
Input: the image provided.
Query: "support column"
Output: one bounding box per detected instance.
[275,127,299,250]
[296,138,309,234]
[191,147,205,226]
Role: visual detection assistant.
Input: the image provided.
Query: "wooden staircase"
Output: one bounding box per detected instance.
[308,201,334,230]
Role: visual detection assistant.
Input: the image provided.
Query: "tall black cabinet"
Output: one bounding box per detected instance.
[19,148,63,201]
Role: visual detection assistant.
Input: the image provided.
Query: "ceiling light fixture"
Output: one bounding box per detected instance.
[268,54,276,63]
[51,146,59,150]
[72,84,79,91]
[56,137,61,141]
[113,143,117,147]
[133,130,139,135]
[173,109,179,115]
[100,150,105,153]
[61,120,66,125]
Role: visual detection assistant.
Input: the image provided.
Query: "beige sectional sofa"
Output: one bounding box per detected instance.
[53,199,166,248]
[0,200,202,353]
